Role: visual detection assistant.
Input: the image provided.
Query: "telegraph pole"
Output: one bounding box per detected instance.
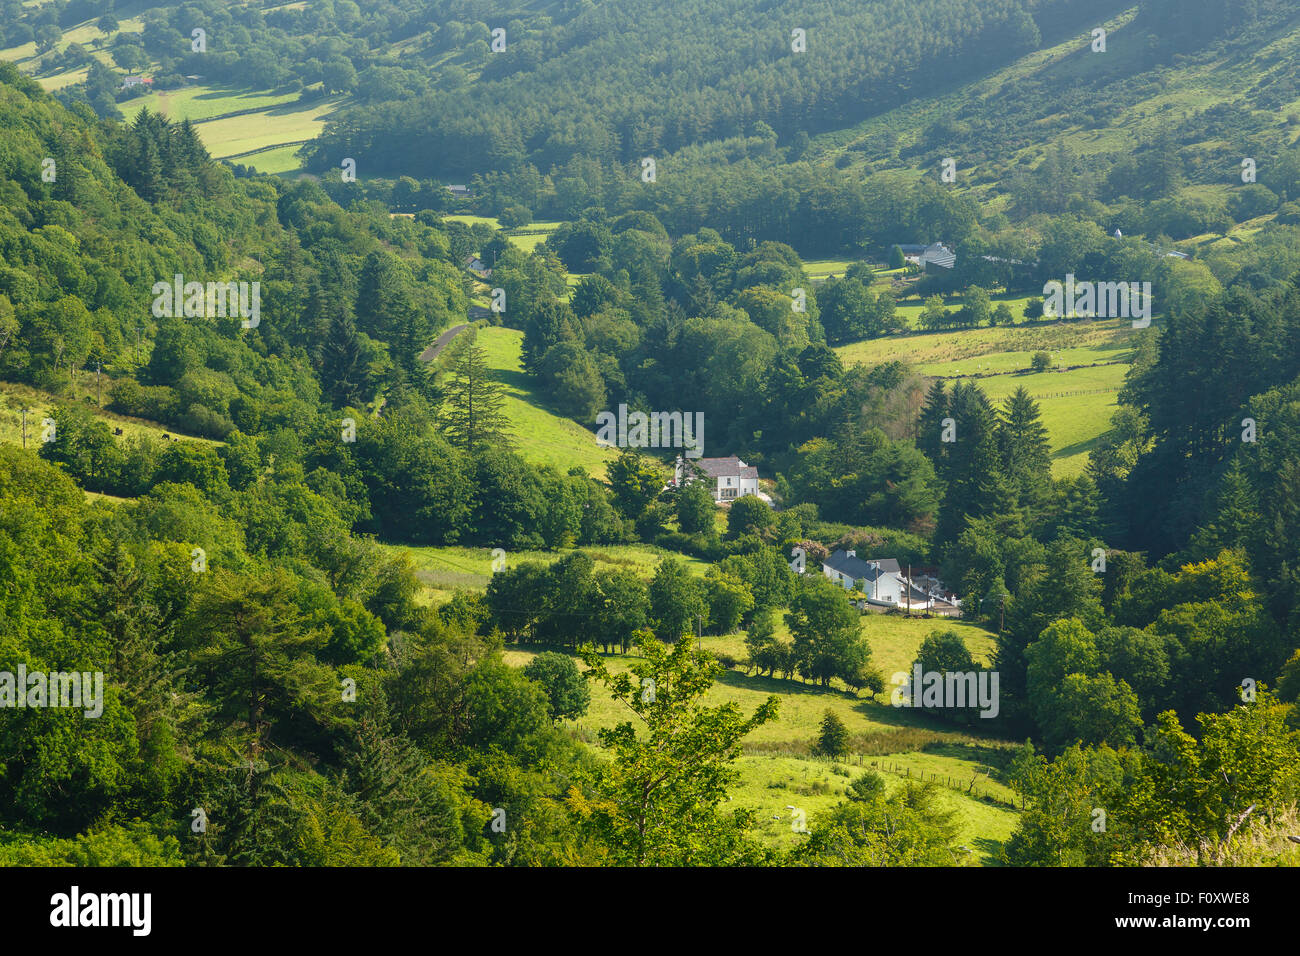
[20,406,28,449]
[95,360,102,407]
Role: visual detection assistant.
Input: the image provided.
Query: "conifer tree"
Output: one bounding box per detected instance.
[815,709,850,759]
[998,385,1051,513]
[438,332,513,454]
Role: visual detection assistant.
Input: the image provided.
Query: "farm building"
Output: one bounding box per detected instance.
[919,242,956,270]
[822,551,959,611]
[896,242,956,271]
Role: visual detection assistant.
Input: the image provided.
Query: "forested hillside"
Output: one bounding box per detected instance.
[2,0,1300,875]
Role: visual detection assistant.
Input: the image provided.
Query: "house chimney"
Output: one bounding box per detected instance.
[846,549,855,558]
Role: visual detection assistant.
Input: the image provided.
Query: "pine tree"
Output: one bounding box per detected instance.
[356,252,424,363]
[916,379,949,462]
[935,382,1011,547]
[998,386,1051,512]
[320,311,370,408]
[439,332,513,454]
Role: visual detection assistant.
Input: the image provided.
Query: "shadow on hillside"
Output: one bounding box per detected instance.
[492,365,534,398]
[713,669,983,733]
[713,668,863,701]
[921,739,1018,767]
[972,837,1006,865]
[1051,436,1101,460]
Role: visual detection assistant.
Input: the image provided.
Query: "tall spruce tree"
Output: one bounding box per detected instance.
[934,382,1011,548]
[998,386,1052,515]
[320,311,370,409]
[438,332,513,454]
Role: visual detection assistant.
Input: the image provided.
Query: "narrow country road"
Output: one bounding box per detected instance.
[419,323,469,363]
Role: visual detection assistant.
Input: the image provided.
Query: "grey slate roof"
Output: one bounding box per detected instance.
[689,456,758,479]
[824,550,900,581]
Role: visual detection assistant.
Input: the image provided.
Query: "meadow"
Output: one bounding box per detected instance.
[500,611,1019,863]
[0,380,220,451]
[376,540,707,605]
[835,318,1139,475]
[474,326,619,478]
[182,96,346,162]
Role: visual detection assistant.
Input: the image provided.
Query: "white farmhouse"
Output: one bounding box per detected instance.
[674,455,760,503]
[822,551,933,608]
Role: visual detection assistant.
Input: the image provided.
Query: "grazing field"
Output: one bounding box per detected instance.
[884,292,1037,330]
[0,380,220,451]
[234,143,308,175]
[702,612,996,693]
[949,362,1127,477]
[0,15,144,70]
[835,319,1141,476]
[1,19,340,172]
[734,753,1018,860]
[835,318,1137,369]
[500,613,1019,863]
[442,215,501,229]
[475,326,619,479]
[507,221,563,254]
[377,541,707,605]
[137,84,303,122]
[802,258,857,280]
[189,97,344,160]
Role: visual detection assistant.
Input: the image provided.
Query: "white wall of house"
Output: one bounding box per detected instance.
[866,574,905,604]
[823,565,853,588]
[714,474,759,501]
[824,565,930,607]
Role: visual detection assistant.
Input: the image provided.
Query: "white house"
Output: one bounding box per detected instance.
[896,242,956,272]
[821,551,936,608]
[674,455,760,503]
[919,242,956,270]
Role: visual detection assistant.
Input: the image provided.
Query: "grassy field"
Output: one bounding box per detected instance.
[137,84,304,122]
[187,97,345,161]
[501,613,1019,863]
[233,143,308,175]
[732,752,1018,858]
[0,14,345,173]
[835,318,1140,475]
[506,221,563,254]
[0,14,144,76]
[442,215,501,229]
[961,364,1126,476]
[0,380,220,451]
[835,318,1136,368]
[474,326,619,478]
[802,258,858,280]
[377,541,707,605]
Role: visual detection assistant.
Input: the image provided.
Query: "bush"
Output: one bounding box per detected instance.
[814,709,850,758]
[498,204,533,228]
[110,379,179,422]
[1030,351,1052,372]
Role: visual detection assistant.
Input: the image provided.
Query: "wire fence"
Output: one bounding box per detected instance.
[867,758,1018,808]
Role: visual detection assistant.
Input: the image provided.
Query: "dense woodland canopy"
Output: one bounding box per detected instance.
[1,0,1300,868]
